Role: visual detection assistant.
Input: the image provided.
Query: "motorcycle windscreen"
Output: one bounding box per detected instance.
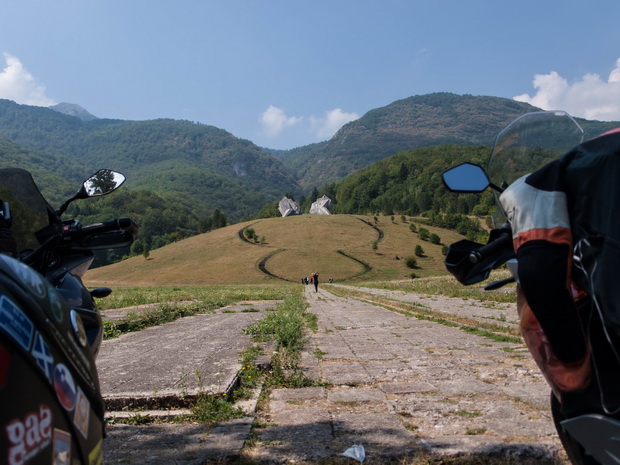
[0,168,55,252]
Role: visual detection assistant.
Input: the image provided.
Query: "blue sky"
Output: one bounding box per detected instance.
[2,0,620,149]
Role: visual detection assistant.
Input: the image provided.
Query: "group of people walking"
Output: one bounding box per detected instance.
[302,272,320,292]
[301,272,334,291]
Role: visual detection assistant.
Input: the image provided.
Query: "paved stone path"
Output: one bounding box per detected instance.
[245,285,564,464]
[101,286,567,464]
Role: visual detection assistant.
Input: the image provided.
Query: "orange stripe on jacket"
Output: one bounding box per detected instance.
[513,226,572,251]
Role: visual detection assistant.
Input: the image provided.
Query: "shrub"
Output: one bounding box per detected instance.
[405,256,417,269]
[415,245,425,257]
[244,228,256,241]
[429,233,441,244]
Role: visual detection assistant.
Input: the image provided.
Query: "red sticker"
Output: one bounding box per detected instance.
[53,364,76,411]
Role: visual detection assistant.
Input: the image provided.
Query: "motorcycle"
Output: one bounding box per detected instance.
[442,110,620,465]
[0,168,137,465]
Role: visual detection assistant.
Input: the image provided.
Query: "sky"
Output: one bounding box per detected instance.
[2,1,620,150]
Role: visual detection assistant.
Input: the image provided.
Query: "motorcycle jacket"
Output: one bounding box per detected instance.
[499,128,620,368]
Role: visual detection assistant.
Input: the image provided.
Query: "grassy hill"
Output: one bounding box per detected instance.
[84,214,466,286]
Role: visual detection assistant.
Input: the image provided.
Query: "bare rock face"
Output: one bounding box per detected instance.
[279,197,301,217]
[310,195,331,215]
[50,102,98,121]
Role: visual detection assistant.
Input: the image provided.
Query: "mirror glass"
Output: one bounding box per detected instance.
[442,163,490,193]
[83,170,126,197]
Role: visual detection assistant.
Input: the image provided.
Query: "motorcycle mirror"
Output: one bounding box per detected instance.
[81,170,126,198]
[57,169,126,216]
[442,163,491,193]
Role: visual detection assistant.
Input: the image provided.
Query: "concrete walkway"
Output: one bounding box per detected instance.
[101,286,566,464]
[100,301,277,464]
[243,286,563,463]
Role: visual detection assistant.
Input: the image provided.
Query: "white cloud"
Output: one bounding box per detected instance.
[259,105,359,146]
[310,108,360,139]
[514,58,620,121]
[0,53,55,106]
[259,105,302,137]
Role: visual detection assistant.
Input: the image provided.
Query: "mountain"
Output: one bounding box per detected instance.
[0,135,74,206]
[276,93,620,190]
[0,99,301,222]
[2,93,619,268]
[50,102,98,121]
[1,94,618,219]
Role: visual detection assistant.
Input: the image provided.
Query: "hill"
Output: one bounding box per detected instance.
[0,99,301,222]
[276,93,620,190]
[331,144,493,217]
[84,214,465,286]
[2,93,618,267]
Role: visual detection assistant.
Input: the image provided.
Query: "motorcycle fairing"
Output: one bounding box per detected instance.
[561,414,620,465]
[0,254,104,464]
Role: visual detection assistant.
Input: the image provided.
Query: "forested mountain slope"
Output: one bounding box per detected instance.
[276,93,620,190]
[0,99,301,222]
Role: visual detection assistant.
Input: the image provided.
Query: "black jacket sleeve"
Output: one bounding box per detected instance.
[517,240,586,363]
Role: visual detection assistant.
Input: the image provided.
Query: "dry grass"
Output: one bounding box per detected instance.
[85,215,467,287]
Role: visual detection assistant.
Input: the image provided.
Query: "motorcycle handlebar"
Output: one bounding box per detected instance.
[66,217,138,238]
[468,231,512,264]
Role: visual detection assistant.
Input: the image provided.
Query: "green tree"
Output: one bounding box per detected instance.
[415,244,425,257]
[255,202,280,219]
[244,228,256,242]
[405,256,417,269]
[131,238,145,256]
[211,209,227,229]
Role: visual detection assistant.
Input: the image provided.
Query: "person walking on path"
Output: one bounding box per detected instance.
[312,272,319,292]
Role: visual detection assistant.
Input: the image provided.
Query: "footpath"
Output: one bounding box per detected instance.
[100,286,566,464]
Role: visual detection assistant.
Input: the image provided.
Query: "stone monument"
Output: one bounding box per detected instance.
[278,197,301,217]
[309,195,332,215]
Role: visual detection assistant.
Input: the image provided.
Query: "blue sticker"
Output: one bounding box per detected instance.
[0,295,34,351]
[32,331,54,383]
[3,258,46,298]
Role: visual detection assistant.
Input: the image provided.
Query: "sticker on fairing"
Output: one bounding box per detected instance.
[3,257,46,299]
[5,404,52,465]
[53,363,76,411]
[89,438,103,465]
[31,331,54,383]
[73,386,90,439]
[48,284,65,323]
[53,428,71,465]
[0,295,34,351]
